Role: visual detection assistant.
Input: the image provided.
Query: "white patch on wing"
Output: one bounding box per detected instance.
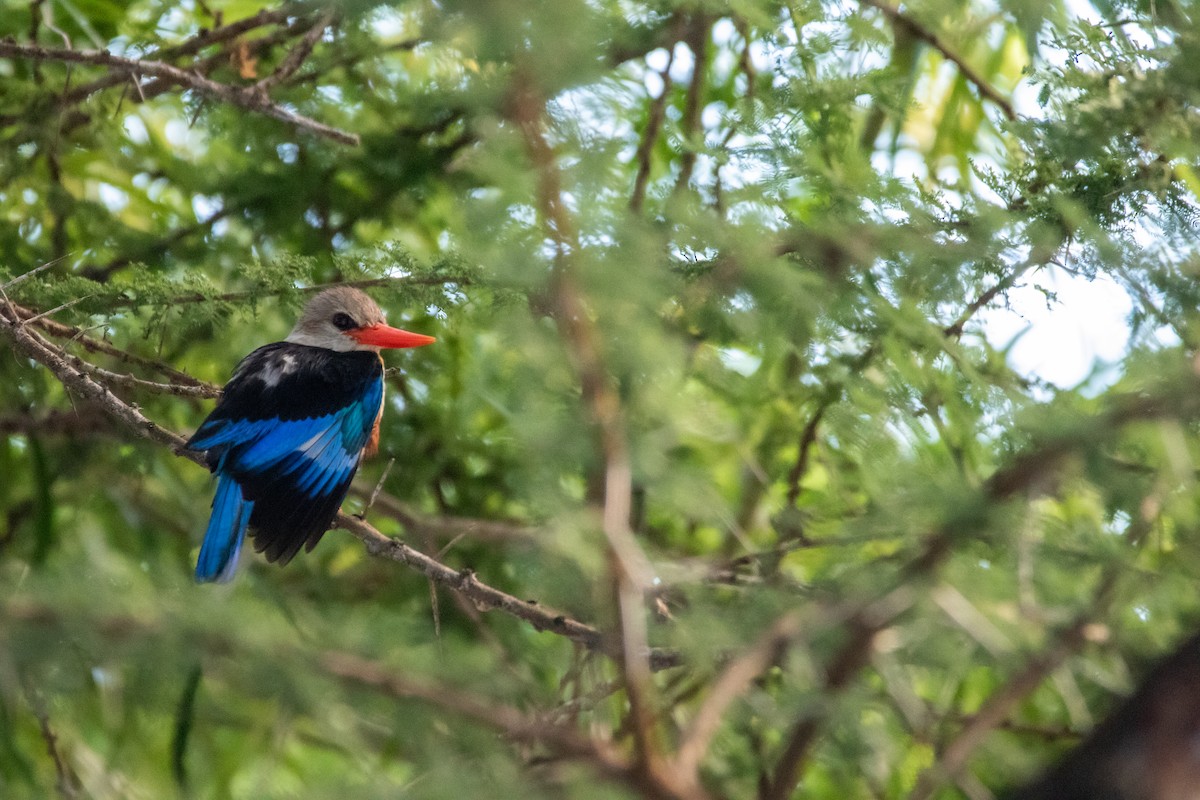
[297,431,324,450]
[259,352,299,388]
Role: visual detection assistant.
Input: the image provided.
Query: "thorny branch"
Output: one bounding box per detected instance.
[672,14,712,197]
[0,39,359,145]
[510,72,705,800]
[763,382,1200,800]
[908,572,1117,800]
[48,5,307,112]
[320,651,675,798]
[860,0,1017,122]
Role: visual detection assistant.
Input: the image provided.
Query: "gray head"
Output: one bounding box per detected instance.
[285,286,435,352]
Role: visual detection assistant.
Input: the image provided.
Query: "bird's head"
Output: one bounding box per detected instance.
[284,286,436,353]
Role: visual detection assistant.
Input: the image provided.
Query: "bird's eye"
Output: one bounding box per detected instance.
[331,312,356,331]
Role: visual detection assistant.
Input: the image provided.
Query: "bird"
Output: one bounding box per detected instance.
[185,286,435,582]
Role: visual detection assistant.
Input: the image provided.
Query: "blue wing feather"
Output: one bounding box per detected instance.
[189,344,385,575]
[196,472,254,582]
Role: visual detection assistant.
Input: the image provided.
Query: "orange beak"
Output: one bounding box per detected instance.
[348,323,436,349]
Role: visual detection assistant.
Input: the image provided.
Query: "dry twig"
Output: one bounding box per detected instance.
[0,40,359,145]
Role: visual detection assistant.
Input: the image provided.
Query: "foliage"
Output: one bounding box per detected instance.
[1,1,1199,798]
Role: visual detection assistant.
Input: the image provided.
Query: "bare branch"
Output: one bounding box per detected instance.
[8,303,205,387]
[335,512,679,671]
[674,612,803,777]
[26,689,80,800]
[0,255,71,291]
[630,16,682,213]
[319,651,649,790]
[860,0,1017,122]
[253,10,337,93]
[510,72,708,800]
[0,39,359,145]
[52,5,306,109]
[672,14,711,197]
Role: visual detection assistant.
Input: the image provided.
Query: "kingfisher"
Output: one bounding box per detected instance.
[186,286,435,582]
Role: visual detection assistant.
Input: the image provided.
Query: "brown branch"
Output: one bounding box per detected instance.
[908,573,1115,800]
[7,301,208,387]
[253,10,337,93]
[126,22,314,107]
[672,14,711,196]
[26,689,79,800]
[52,6,307,109]
[319,651,661,794]
[783,401,830,509]
[860,0,1017,122]
[0,40,359,145]
[63,354,220,398]
[712,15,757,217]
[764,595,911,800]
[909,494,1157,798]
[80,205,234,281]
[0,406,117,437]
[674,612,804,778]
[0,302,195,454]
[335,513,679,670]
[763,381,1200,800]
[510,72,706,800]
[630,17,681,213]
[943,255,1042,339]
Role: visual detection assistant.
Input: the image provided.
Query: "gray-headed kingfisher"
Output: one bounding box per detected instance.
[186,286,435,582]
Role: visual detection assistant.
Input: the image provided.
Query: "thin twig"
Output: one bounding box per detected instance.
[674,612,803,777]
[363,457,395,516]
[860,0,1017,122]
[254,10,336,93]
[511,71,704,800]
[630,16,681,213]
[672,14,711,196]
[0,40,359,145]
[0,255,71,291]
[19,294,95,326]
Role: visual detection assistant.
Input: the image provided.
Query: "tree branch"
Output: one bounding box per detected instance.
[319,651,666,795]
[253,10,337,93]
[50,5,307,110]
[511,71,704,800]
[763,379,1200,800]
[908,571,1116,799]
[860,0,1017,122]
[674,612,803,778]
[0,39,359,145]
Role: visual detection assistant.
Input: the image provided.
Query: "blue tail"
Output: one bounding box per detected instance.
[196,475,254,583]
